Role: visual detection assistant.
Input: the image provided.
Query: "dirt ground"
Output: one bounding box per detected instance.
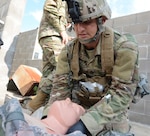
[130,121,150,136]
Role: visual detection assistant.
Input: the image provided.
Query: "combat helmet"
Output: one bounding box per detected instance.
[66,0,111,23]
[66,0,111,44]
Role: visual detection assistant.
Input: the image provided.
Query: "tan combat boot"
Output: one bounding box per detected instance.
[26,91,49,112]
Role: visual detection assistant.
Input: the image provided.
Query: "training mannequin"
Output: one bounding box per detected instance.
[41,98,85,134]
[0,98,85,136]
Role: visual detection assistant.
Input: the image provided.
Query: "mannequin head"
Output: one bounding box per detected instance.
[41,98,85,134]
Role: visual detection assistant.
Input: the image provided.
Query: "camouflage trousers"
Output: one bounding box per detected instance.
[39,36,64,94]
[80,89,132,136]
[82,108,130,136]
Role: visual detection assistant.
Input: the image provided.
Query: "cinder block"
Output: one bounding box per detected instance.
[124,24,148,35]
[10,65,42,96]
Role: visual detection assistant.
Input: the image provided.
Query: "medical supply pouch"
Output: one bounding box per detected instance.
[75,81,105,107]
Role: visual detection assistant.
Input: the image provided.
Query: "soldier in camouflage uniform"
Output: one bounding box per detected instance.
[44,0,139,135]
[25,0,70,112]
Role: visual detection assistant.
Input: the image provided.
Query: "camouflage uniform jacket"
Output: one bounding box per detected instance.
[50,27,139,135]
[38,0,68,40]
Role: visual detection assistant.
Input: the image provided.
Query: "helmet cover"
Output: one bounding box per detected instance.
[67,0,111,23]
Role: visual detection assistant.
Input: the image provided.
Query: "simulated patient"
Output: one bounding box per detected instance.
[25,98,85,135]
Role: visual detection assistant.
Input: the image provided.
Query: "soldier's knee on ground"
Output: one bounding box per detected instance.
[27,91,49,112]
[112,121,130,133]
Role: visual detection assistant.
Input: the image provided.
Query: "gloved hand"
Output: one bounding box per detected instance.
[66,119,92,136]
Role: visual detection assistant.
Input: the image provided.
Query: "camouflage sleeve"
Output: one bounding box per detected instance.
[80,34,139,135]
[49,47,71,104]
[111,33,139,95]
[44,0,67,33]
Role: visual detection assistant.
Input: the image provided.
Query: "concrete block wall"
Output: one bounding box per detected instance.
[10,28,42,77]
[106,11,150,125]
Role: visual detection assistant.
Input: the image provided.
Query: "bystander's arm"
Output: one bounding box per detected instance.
[44,0,67,33]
